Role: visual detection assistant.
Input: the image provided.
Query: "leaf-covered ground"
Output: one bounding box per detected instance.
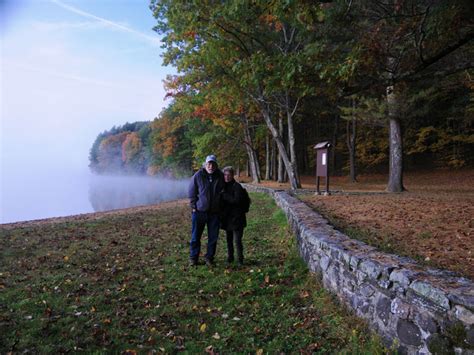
[0,194,384,353]
[257,169,474,280]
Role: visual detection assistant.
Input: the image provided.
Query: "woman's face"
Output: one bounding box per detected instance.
[224,171,234,183]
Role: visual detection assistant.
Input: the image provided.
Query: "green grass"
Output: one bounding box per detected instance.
[0,193,385,353]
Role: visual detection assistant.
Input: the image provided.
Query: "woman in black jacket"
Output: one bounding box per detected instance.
[220,166,247,265]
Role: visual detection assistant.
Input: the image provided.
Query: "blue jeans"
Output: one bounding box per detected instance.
[190,211,220,261]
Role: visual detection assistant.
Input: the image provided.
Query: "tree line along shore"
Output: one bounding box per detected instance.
[90,1,472,192]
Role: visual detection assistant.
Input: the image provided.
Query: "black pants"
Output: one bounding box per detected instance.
[225,229,244,263]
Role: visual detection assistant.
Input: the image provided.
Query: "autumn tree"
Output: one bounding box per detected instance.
[335,0,474,191]
[151,0,330,189]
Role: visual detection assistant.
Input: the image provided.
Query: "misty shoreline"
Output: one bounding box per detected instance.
[1,173,190,224]
[88,174,189,212]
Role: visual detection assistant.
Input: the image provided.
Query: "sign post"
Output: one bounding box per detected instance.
[314,141,331,195]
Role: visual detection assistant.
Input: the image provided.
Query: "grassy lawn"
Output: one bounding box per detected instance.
[0,193,384,353]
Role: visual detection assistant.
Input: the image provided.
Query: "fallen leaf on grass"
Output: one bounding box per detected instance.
[166,330,175,338]
[199,323,207,332]
[212,332,220,339]
[300,290,310,298]
[256,349,264,355]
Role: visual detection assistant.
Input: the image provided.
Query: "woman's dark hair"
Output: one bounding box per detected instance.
[223,166,234,175]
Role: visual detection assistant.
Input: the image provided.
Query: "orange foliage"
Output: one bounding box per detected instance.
[97,132,129,172]
[151,112,182,159]
[121,132,142,163]
[259,14,283,31]
[183,30,197,39]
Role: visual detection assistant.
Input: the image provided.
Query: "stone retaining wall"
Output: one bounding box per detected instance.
[244,185,474,354]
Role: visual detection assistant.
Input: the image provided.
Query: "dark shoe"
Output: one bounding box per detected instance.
[205,258,214,267]
[189,258,198,267]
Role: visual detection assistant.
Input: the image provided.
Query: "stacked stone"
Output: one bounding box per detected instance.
[243,185,473,354]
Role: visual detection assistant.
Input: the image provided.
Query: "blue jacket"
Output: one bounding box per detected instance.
[188,168,225,213]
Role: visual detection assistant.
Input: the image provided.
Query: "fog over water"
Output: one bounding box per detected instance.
[88,175,189,213]
[1,168,189,224]
[1,167,92,224]
[1,1,181,224]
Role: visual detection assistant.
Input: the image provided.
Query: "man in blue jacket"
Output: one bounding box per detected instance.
[188,155,225,267]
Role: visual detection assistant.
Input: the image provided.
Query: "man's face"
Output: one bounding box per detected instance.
[205,161,217,174]
[224,171,234,183]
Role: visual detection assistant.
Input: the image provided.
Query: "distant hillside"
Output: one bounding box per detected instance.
[89,121,152,175]
[89,107,197,178]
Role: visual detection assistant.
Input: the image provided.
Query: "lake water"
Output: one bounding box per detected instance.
[0,171,189,224]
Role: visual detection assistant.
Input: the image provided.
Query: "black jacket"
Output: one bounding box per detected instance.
[188,168,225,213]
[220,180,247,231]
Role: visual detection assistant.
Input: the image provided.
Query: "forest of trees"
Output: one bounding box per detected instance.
[90,0,473,191]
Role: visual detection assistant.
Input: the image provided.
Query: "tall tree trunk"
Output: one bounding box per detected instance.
[271,138,277,181]
[346,119,357,183]
[253,146,262,181]
[331,114,339,175]
[346,99,357,182]
[245,141,258,182]
[260,104,300,189]
[386,83,405,192]
[242,114,260,183]
[285,92,301,186]
[277,115,285,183]
[250,125,262,181]
[265,134,271,180]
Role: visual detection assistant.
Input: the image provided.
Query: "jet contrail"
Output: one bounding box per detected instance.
[50,0,160,45]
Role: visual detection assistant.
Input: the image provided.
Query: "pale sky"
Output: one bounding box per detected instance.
[0,0,174,221]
